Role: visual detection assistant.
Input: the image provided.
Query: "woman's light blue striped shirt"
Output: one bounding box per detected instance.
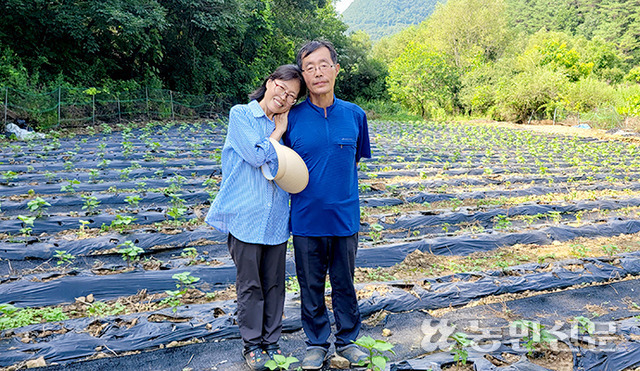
[205,100,290,245]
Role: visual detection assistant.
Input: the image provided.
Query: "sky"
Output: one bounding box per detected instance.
[335,0,354,13]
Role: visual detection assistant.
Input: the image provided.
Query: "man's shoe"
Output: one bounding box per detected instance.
[336,345,368,367]
[301,347,327,370]
[243,345,268,371]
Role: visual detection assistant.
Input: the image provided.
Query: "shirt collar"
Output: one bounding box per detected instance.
[248,100,267,118]
[304,95,338,113]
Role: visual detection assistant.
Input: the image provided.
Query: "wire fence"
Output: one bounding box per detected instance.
[1,86,229,130]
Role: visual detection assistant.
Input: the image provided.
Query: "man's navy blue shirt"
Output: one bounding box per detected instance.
[285,96,371,237]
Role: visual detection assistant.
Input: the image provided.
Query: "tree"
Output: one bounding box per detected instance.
[387,42,458,118]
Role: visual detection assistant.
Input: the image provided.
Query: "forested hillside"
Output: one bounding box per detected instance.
[375,0,640,125]
[0,0,386,110]
[507,0,640,66]
[341,0,440,40]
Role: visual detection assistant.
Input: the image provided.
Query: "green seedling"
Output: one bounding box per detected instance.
[88,169,100,183]
[353,335,395,371]
[602,244,620,256]
[98,159,111,169]
[285,276,300,293]
[160,272,200,313]
[125,195,142,207]
[60,179,80,193]
[110,215,137,231]
[265,354,299,370]
[27,197,51,218]
[369,223,384,244]
[81,195,101,215]
[571,316,595,335]
[512,319,556,355]
[494,214,512,230]
[180,247,198,261]
[449,331,473,366]
[570,243,590,258]
[2,171,18,183]
[77,219,91,236]
[117,241,144,266]
[54,250,75,265]
[17,215,35,236]
[44,172,56,183]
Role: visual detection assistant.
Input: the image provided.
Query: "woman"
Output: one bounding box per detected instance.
[205,64,305,371]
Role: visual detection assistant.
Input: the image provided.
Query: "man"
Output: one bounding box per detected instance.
[285,40,372,370]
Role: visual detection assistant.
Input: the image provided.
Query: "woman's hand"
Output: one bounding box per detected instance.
[270,111,289,141]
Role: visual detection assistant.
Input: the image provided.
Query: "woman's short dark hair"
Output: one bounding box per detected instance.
[296,40,338,69]
[248,64,306,102]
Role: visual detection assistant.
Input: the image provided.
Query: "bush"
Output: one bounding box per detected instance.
[559,77,616,113]
[494,67,567,122]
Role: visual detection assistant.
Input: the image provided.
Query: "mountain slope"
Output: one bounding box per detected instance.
[341,0,441,40]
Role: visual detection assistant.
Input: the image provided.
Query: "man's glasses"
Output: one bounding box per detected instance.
[273,81,298,104]
[302,63,334,75]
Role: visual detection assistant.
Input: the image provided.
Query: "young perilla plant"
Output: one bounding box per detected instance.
[117,241,144,267]
[160,272,200,313]
[353,335,395,371]
[511,319,557,356]
[27,197,51,218]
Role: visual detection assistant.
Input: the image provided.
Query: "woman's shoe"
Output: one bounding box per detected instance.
[243,345,268,371]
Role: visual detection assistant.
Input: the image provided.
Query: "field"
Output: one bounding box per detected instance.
[2,119,640,370]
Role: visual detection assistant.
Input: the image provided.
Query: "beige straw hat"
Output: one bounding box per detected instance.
[261,138,309,194]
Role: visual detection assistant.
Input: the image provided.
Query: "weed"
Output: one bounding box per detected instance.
[86,301,125,318]
[0,304,68,330]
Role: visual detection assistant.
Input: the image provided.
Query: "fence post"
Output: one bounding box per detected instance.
[145,87,150,122]
[170,90,175,121]
[92,93,96,126]
[3,87,7,129]
[117,96,121,124]
[57,87,61,127]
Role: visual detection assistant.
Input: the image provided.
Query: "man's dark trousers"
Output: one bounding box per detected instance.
[293,234,360,349]
[228,233,286,348]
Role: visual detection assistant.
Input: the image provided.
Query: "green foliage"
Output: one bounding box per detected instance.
[117,240,144,266]
[449,332,473,366]
[124,195,142,207]
[387,42,458,118]
[265,354,299,370]
[571,316,595,335]
[341,0,438,41]
[494,67,567,122]
[27,197,51,218]
[86,301,125,318]
[81,195,101,215]
[512,319,556,355]
[54,250,75,265]
[0,304,69,330]
[17,215,35,236]
[353,335,396,371]
[160,272,200,313]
